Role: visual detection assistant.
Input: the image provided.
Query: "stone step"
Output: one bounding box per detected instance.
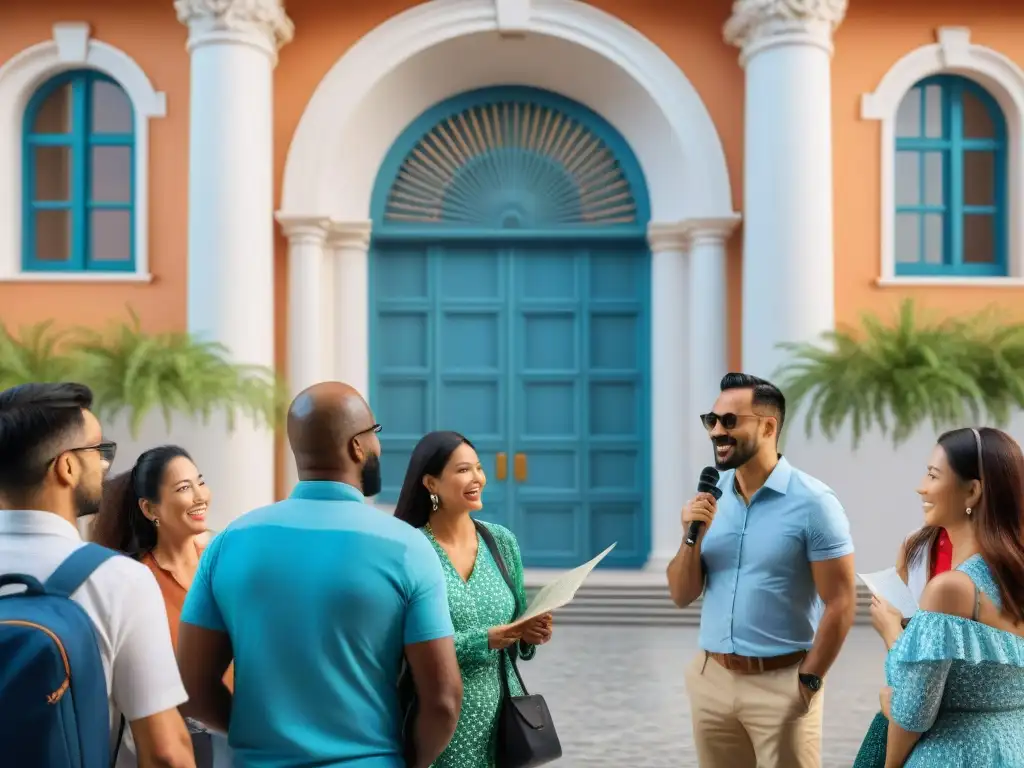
[525,583,878,626]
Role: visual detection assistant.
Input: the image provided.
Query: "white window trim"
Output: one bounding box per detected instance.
[0,22,166,282]
[862,26,1024,286]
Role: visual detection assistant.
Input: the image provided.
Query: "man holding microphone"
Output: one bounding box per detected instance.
[667,373,857,768]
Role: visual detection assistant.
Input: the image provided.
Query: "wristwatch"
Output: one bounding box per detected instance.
[799,673,822,692]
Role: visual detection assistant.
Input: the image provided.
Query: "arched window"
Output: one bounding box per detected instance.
[22,69,135,272]
[894,75,1007,277]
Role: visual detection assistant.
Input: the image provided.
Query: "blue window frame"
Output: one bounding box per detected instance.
[22,69,135,272]
[894,75,1007,277]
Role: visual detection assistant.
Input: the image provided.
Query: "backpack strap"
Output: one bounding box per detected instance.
[45,543,118,598]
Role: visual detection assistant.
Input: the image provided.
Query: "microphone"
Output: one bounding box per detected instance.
[685,466,723,547]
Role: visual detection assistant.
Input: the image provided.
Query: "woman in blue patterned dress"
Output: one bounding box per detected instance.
[870,427,1024,767]
[395,431,554,768]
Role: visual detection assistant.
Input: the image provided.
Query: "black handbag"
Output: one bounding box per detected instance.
[474,521,563,768]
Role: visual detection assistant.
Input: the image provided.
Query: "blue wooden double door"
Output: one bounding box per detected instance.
[371,243,651,568]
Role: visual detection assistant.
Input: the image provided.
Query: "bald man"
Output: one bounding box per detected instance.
[177,383,463,768]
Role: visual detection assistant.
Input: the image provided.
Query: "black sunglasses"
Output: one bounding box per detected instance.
[699,412,761,431]
[51,441,118,465]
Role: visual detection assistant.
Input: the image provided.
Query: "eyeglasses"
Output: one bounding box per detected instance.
[51,441,118,465]
[699,412,761,431]
[351,424,382,440]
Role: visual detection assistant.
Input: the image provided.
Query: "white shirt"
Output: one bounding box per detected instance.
[0,510,188,765]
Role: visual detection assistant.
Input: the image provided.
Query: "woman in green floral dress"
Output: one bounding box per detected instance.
[395,431,554,768]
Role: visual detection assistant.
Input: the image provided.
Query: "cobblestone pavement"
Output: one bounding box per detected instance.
[518,625,887,767]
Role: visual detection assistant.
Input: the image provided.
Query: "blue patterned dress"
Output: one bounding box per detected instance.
[423,521,536,768]
[862,555,1024,766]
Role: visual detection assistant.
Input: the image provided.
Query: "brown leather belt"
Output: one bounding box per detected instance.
[706,649,806,675]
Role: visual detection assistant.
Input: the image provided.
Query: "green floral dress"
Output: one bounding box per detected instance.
[423,521,537,768]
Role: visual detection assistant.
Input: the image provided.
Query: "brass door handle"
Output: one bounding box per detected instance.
[496,452,508,481]
[513,453,527,483]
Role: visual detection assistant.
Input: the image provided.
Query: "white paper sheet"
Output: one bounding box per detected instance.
[857,567,919,619]
[514,543,617,623]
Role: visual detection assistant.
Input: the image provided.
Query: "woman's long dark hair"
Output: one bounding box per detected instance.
[904,526,941,572]
[938,427,1024,622]
[91,445,193,557]
[393,431,474,529]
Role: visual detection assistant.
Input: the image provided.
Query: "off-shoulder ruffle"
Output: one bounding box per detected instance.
[891,610,1024,667]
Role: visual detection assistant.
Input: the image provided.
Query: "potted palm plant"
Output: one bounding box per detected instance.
[0,310,285,437]
[0,321,81,389]
[774,300,1024,448]
[74,309,285,437]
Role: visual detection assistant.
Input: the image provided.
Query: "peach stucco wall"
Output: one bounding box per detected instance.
[833,0,1024,326]
[0,0,190,333]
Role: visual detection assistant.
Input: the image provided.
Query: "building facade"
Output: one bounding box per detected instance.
[2,0,1023,571]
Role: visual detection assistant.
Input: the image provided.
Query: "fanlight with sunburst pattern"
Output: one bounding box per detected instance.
[383,100,639,229]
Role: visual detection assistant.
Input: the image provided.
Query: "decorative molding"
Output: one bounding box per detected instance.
[174,0,294,58]
[646,223,689,253]
[724,0,847,60]
[0,22,167,281]
[276,213,331,246]
[53,22,89,63]
[495,0,531,36]
[329,220,372,251]
[876,277,1024,288]
[279,0,737,224]
[862,27,1024,281]
[685,215,743,247]
[647,216,741,253]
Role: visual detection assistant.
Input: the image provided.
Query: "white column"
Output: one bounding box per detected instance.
[176,0,293,527]
[725,0,846,379]
[685,217,739,481]
[330,221,372,399]
[277,215,330,493]
[645,224,691,572]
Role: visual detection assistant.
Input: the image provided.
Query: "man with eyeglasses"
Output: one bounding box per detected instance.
[667,373,856,768]
[0,382,195,768]
[177,381,462,768]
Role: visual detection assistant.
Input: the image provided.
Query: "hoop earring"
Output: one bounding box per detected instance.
[430,493,439,512]
[966,507,973,517]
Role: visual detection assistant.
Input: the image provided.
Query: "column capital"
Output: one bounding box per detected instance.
[648,216,741,253]
[277,213,331,246]
[175,0,294,58]
[724,0,847,61]
[685,215,742,247]
[647,223,689,254]
[329,220,372,251]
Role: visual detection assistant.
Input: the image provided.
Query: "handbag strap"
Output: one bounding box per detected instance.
[473,520,530,697]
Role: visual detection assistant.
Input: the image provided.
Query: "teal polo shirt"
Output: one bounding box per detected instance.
[699,456,855,657]
[181,481,454,768]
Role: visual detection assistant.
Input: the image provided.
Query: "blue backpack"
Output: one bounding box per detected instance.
[0,543,123,768]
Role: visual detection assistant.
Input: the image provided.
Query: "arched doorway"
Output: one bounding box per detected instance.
[369,86,652,568]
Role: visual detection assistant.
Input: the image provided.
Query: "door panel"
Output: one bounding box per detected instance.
[510,247,649,568]
[373,245,511,530]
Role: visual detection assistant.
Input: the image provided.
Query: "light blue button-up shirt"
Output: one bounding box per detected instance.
[699,456,854,657]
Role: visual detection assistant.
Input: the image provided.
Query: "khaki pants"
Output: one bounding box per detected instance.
[683,652,823,768]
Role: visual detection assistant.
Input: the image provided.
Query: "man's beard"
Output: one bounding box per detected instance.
[361,453,382,498]
[74,484,102,518]
[712,436,758,471]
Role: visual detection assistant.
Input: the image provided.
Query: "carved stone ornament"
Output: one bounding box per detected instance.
[724,0,848,51]
[174,0,294,50]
